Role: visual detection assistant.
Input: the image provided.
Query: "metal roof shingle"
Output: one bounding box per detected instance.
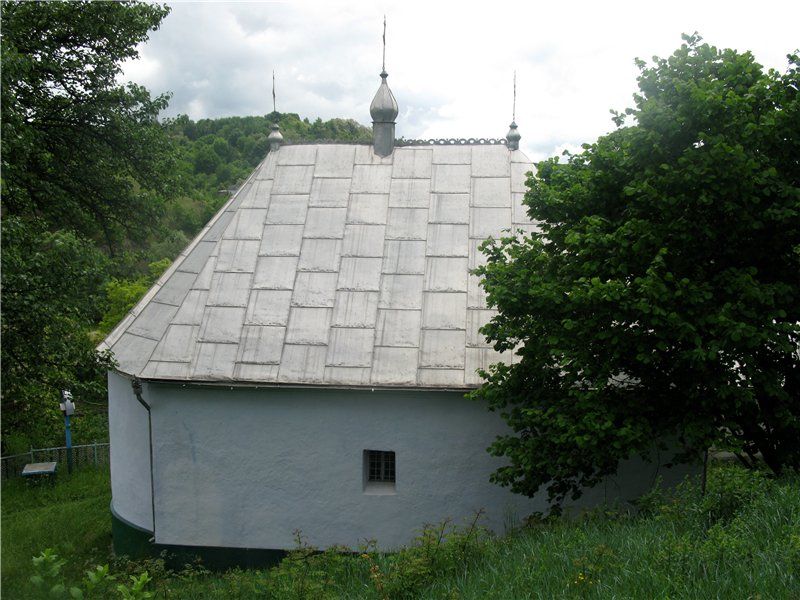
[102,143,535,388]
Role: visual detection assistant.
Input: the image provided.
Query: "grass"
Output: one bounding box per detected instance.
[1,469,112,599]
[1,465,799,599]
[424,484,800,599]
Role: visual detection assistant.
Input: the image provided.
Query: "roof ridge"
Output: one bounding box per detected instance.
[282,138,515,148]
[396,137,509,147]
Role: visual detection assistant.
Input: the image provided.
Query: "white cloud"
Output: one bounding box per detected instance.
[123,0,800,161]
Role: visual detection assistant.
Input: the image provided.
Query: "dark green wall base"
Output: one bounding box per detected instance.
[111,508,286,571]
[110,506,153,559]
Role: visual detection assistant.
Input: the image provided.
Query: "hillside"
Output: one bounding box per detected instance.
[1,111,372,453]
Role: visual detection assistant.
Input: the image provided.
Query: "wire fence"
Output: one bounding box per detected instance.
[1,442,109,479]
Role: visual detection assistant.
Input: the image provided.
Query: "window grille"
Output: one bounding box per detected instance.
[366,450,395,483]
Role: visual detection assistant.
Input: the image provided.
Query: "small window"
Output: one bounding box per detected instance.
[364,450,396,494]
[367,450,395,482]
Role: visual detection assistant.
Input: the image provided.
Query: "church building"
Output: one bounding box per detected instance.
[101,64,680,566]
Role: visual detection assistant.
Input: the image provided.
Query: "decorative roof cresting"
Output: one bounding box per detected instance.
[397,137,508,147]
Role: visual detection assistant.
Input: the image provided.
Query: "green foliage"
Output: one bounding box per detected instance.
[262,531,352,600]
[116,573,154,600]
[162,111,370,228]
[79,564,117,599]
[1,0,174,250]
[28,549,149,600]
[636,463,773,529]
[29,548,67,596]
[0,0,174,448]
[472,35,800,505]
[360,511,490,600]
[0,217,114,449]
[0,1,373,451]
[695,464,773,525]
[98,259,171,335]
[2,469,112,600]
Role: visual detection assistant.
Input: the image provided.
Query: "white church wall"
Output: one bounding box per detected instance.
[147,384,549,550]
[108,371,153,531]
[139,383,696,551]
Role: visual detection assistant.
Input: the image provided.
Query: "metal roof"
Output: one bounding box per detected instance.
[100,143,536,389]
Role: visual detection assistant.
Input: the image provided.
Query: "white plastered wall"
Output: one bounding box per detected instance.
[147,385,546,549]
[109,378,696,550]
[108,371,153,530]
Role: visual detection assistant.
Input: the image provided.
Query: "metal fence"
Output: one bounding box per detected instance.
[1,442,109,479]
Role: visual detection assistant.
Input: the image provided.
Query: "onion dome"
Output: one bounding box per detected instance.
[506,121,521,150]
[370,70,399,123]
[267,123,283,151]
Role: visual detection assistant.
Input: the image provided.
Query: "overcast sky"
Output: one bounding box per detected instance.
[122,1,800,161]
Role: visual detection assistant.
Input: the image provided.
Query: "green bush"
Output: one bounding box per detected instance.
[361,511,490,600]
[695,464,772,525]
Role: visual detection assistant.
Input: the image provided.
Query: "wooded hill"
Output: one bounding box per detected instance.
[98,112,372,336]
[0,1,372,453]
[2,110,370,453]
[2,113,370,454]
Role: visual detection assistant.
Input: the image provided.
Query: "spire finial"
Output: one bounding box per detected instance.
[513,70,516,122]
[382,15,386,73]
[267,71,282,152]
[371,16,397,157]
[506,70,521,151]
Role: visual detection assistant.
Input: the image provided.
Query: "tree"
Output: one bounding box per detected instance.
[98,258,170,335]
[1,1,172,448]
[1,217,115,450]
[473,35,800,506]
[1,0,173,251]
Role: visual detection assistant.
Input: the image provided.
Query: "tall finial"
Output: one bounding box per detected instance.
[267,70,282,151]
[382,15,386,73]
[506,70,521,151]
[370,16,398,157]
[512,70,516,122]
[272,70,276,114]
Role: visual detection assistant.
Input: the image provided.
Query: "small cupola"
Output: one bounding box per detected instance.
[370,70,398,157]
[267,123,283,152]
[506,121,521,151]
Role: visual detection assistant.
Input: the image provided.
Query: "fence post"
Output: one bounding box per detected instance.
[93,441,98,467]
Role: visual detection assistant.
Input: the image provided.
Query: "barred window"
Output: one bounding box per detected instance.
[366,450,395,483]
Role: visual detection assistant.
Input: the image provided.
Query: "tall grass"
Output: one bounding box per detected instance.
[424,473,800,599]
[2,465,798,599]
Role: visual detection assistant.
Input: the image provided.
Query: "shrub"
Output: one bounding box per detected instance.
[363,510,490,600]
[695,464,772,525]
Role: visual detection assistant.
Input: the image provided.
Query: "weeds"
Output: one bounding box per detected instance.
[360,510,490,599]
[29,549,150,599]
